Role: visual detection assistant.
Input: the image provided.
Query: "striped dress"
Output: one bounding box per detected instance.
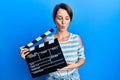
[46,33,85,80]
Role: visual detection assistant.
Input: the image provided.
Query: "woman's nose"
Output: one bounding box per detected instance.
[62,19,66,24]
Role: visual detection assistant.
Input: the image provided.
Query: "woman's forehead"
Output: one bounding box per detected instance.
[56,8,69,16]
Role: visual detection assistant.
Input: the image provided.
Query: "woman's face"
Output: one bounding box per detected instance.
[55,8,70,32]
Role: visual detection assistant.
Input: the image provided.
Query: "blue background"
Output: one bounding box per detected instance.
[0,0,120,80]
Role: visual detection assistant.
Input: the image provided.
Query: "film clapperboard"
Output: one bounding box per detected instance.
[24,28,67,78]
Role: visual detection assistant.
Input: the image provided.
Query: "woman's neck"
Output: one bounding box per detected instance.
[54,31,70,42]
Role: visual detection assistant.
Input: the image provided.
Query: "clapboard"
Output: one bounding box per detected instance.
[24,28,67,78]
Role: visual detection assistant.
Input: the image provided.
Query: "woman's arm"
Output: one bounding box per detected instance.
[57,36,85,71]
[75,36,85,67]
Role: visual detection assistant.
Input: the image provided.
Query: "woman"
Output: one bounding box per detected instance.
[20,3,85,80]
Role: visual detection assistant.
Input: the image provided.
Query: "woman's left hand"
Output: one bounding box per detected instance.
[57,61,78,71]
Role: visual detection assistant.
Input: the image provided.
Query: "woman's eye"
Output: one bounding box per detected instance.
[65,17,70,20]
[57,16,70,20]
[57,17,62,20]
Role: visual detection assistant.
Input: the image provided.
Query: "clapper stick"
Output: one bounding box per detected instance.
[24,28,54,53]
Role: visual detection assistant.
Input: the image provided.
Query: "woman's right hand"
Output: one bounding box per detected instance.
[20,46,30,59]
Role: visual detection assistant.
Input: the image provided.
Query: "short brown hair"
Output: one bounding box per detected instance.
[53,3,73,22]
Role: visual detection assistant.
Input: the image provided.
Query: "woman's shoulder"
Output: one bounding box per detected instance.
[70,33,82,45]
[70,33,80,38]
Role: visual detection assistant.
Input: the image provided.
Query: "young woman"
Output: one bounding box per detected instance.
[20,3,85,80]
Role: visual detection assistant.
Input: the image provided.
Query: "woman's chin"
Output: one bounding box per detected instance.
[59,29,67,32]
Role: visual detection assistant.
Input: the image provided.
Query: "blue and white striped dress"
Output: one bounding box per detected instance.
[46,33,85,80]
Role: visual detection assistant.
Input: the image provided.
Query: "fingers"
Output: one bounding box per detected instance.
[20,46,29,59]
[57,66,68,71]
[20,46,29,54]
[57,64,70,71]
[21,51,29,59]
[57,61,76,71]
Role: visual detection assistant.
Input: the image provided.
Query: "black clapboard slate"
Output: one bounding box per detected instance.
[25,39,67,78]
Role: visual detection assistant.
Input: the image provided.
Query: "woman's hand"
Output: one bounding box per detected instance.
[57,61,78,71]
[20,46,29,59]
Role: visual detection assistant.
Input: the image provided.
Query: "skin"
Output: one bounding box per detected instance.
[20,8,84,71]
[53,8,84,71]
[20,46,29,59]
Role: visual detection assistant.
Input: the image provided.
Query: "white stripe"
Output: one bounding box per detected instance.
[65,57,78,61]
[60,43,78,47]
[64,52,77,56]
[69,38,77,41]
[29,47,35,51]
[36,37,42,41]
[48,39,54,44]
[45,31,51,36]
[62,47,78,51]
[28,42,33,47]
[39,43,44,48]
